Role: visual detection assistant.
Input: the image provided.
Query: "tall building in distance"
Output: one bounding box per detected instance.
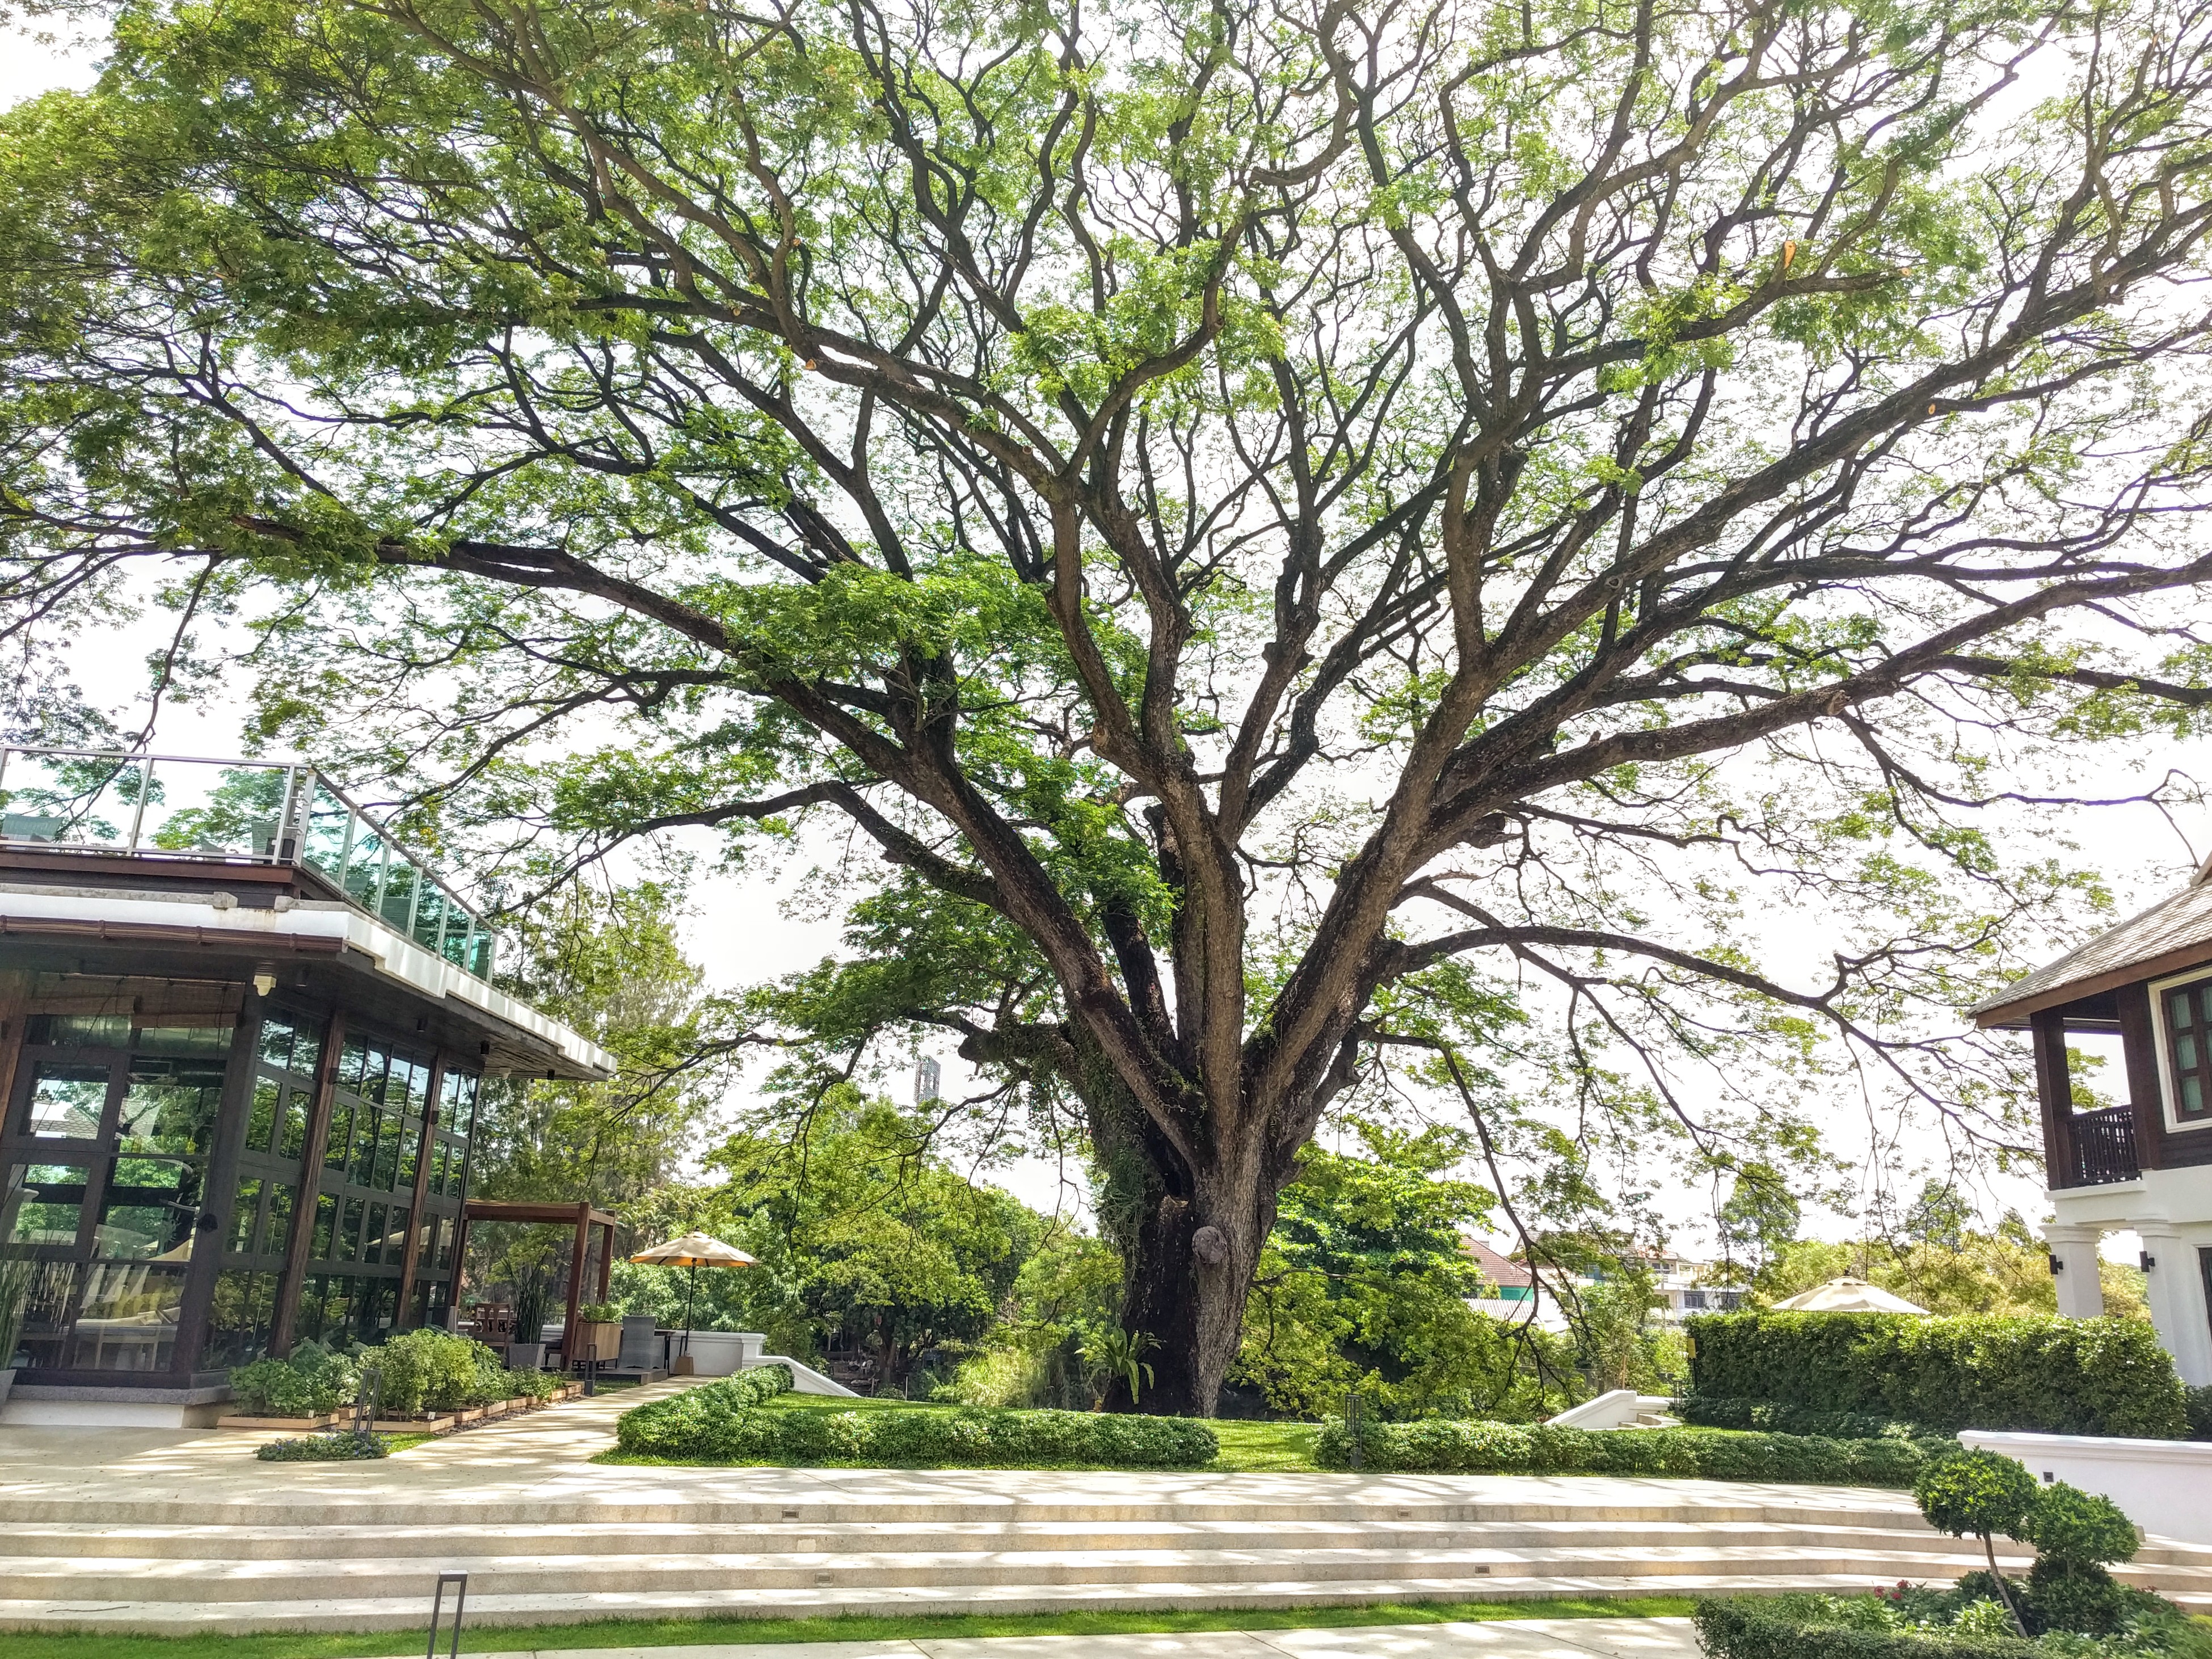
[913,1055,942,1107]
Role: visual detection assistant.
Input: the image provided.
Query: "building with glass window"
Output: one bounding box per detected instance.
[1973,865,2212,1387]
[0,748,613,1425]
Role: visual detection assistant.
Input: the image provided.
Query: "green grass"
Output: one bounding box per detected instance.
[0,1594,1700,1659]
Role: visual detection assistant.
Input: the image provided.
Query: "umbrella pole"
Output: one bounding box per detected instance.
[683,1262,697,1358]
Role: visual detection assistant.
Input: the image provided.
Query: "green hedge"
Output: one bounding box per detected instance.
[616,1370,1217,1469]
[1312,1418,1949,1485]
[1686,1313,2186,1438]
[1683,1396,1934,1441]
[1695,1596,2038,1659]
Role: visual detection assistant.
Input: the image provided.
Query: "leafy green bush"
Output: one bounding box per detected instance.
[1686,1313,2186,1437]
[372,1328,505,1414]
[2184,1385,2212,1442]
[616,1367,1217,1468]
[1311,1418,1949,1485]
[256,1430,391,1461]
[1694,1588,2212,1659]
[228,1340,359,1416]
[1682,1396,1933,1440]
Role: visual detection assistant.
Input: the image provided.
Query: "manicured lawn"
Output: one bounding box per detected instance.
[0,1594,1700,1659]
[618,1389,1326,1472]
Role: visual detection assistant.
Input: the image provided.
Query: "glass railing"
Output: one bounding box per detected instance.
[0,748,498,980]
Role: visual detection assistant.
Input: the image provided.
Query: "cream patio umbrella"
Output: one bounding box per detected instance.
[627,1231,756,1367]
[1771,1276,1930,1314]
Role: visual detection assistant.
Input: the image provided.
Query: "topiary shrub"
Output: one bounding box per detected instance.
[1311,1417,1949,1486]
[614,1367,1217,1469]
[2017,1479,2139,1636]
[2185,1384,2212,1442]
[1686,1313,2186,1438]
[1914,1448,2040,1633]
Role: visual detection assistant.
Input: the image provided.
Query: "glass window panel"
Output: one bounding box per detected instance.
[443,908,472,966]
[2200,984,2212,1022]
[363,1202,387,1264]
[311,1192,336,1259]
[412,884,449,951]
[22,1062,111,1139]
[338,1197,364,1262]
[1,751,143,852]
[117,1058,225,1156]
[379,861,419,934]
[398,1126,420,1195]
[226,1176,263,1253]
[256,1018,296,1071]
[131,1022,233,1056]
[350,1110,381,1185]
[2173,989,2195,1028]
[374,1113,402,1190]
[247,1077,279,1153]
[9,1163,88,1245]
[386,1205,411,1266]
[2185,1075,2205,1114]
[466,932,494,978]
[302,783,352,883]
[2181,1034,2199,1072]
[429,1141,449,1198]
[94,1157,203,1261]
[281,1088,311,1160]
[70,1260,187,1371]
[205,1269,276,1369]
[323,1101,355,1170]
[266,1182,296,1256]
[139,761,289,860]
[362,1047,390,1106]
[338,1035,369,1090]
[343,829,389,910]
[290,1015,326,1073]
[26,1012,131,1047]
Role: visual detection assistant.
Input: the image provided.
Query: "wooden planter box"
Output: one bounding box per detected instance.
[572,1320,622,1363]
[218,1412,336,1431]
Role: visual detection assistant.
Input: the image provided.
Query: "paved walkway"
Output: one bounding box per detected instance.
[0,1381,1923,1525]
[363,1615,1701,1659]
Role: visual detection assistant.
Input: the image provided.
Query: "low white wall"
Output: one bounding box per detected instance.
[679,1331,765,1377]
[756,1353,858,1396]
[1960,1430,2212,1544]
[1547,1388,1640,1430]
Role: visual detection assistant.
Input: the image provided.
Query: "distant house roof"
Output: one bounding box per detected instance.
[1972,870,2212,1028]
[1461,1239,1533,1289]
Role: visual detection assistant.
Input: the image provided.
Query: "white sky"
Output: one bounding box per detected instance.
[3,22,2184,1265]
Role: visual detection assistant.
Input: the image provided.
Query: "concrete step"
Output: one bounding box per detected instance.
[0,1517,1985,1561]
[9,1568,2180,1637]
[14,1539,2181,1605]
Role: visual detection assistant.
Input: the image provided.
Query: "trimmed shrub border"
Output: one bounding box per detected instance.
[1313,1417,1952,1485]
[1695,1596,2040,1659]
[616,1366,1220,1469]
[1685,1313,2186,1438]
[1683,1397,1938,1441]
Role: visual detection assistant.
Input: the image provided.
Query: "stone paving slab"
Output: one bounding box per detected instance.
[359,1614,1701,1659]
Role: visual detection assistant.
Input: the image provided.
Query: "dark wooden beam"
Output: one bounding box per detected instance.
[392,1052,445,1330]
[271,1010,345,1355]
[2031,1009,2077,1189]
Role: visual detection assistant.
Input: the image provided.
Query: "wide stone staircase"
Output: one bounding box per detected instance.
[6,1475,2211,1635]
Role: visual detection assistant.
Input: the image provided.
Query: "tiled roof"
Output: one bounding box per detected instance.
[1460,1239,1533,1287]
[1971,875,2212,1022]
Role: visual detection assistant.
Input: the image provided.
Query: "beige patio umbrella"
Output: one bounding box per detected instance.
[627,1231,756,1363]
[1772,1276,1929,1314]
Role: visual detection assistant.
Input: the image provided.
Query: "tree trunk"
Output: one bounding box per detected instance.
[1105,1184,1270,1416]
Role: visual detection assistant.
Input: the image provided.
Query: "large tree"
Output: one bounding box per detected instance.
[5,0,2212,1413]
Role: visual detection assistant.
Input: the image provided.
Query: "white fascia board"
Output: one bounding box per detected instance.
[2047,1165,2212,1230]
[0,886,616,1077]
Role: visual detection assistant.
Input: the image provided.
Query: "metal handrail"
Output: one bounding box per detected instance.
[0,745,499,980]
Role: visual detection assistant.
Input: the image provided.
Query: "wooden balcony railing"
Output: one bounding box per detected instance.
[2063,1106,2141,1187]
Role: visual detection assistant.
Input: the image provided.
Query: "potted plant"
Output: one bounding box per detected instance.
[575,1301,623,1364]
[507,1273,550,1371]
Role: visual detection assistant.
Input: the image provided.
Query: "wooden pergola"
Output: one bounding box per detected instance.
[451,1199,619,1353]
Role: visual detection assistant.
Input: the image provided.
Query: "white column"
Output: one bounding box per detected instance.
[2138,1227,2212,1388]
[2044,1224,2106,1320]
